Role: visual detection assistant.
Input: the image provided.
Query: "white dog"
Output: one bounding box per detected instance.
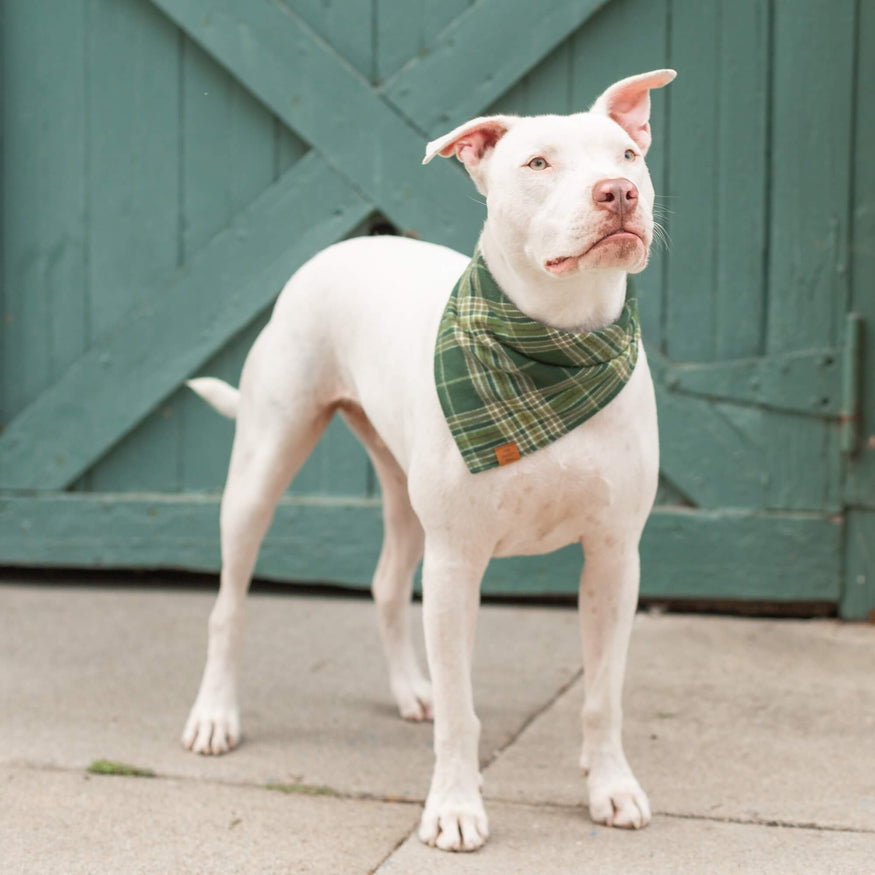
[182,69,676,852]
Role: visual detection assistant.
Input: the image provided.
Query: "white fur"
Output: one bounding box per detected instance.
[182,70,675,852]
[185,378,239,419]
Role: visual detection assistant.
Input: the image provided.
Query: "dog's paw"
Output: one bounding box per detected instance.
[418,796,489,852]
[392,675,434,722]
[181,699,241,756]
[585,756,651,829]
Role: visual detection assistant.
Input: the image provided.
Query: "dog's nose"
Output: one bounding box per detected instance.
[592,178,638,215]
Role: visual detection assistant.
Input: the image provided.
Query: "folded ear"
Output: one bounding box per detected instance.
[422,115,516,192]
[590,69,676,155]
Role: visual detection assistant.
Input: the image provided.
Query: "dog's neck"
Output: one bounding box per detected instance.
[479,228,628,334]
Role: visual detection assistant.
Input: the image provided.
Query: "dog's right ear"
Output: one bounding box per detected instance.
[423,115,516,193]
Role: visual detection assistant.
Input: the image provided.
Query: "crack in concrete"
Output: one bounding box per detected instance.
[3,758,425,807]
[479,796,875,836]
[481,667,584,772]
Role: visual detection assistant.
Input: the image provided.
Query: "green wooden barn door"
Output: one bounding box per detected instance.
[1,0,871,616]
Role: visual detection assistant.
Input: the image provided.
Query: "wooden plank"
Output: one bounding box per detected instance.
[0,494,841,603]
[375,0,473,83]
[0,153,372,490]
[0,493,383,585]
[664,348,843,416]
[844,0,875,509]
[664,0,720,362]
[380,0,612,135]
[293,0,375,81]
[654,377,841,512]
[516,41,572,116]
[766,0,855,354]
[714,0,769,359]
[654,382,769,508]
[841,511,875,619]
[149,0,481,251]
[1,0,88,422]
[175,33,283,493]
[85,0,182,492]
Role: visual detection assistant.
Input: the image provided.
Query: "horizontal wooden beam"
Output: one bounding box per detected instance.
[0,153,372,490]
[0,494,842,603]
[149,0,482,250]
[660,348,843,416]
[381,0,612,135]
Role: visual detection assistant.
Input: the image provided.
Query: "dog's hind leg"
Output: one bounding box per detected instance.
[183,360,332,755]
[340,404,433,721]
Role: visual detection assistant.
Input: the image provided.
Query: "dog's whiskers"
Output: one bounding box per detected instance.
[651,220,671,252]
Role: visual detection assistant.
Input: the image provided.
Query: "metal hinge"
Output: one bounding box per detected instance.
[840,312,864,457]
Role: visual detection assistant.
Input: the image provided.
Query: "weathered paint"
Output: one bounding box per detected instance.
[0,495,842,603]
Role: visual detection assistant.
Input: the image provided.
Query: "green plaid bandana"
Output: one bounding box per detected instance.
[434,248,640,474]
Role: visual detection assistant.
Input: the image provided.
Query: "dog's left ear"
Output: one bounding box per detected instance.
[590,69,676,155]
[422,115,517,194]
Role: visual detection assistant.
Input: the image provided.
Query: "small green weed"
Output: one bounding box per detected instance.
[264,782,338,797]
[87,759,156,778]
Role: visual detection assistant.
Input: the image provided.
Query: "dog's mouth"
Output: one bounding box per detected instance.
[544,230,645,275]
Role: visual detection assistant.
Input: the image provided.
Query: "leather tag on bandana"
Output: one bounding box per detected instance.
[494,442,521,466]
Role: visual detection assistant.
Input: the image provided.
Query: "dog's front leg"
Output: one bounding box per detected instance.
[578,540,651,828]
[418,542,490,852]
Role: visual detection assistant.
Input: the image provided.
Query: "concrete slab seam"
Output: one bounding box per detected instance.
[480,667,584,771]
[2,759,426,808]
[477,797,875,836]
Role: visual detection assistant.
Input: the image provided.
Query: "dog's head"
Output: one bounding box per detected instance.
[423,70,676,279]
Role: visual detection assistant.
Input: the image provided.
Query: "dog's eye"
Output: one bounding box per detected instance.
[624,149,637,161]
[527,156,550,170]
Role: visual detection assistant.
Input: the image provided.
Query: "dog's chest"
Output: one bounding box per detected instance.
[487,362,657,557]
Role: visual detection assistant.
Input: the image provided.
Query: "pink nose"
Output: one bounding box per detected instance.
[592,178,639,215]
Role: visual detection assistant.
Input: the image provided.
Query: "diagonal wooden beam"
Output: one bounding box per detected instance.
[381,0,613,135]
[0,152,371,490]
[150,0,482,251]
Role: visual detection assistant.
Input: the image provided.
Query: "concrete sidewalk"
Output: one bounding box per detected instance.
[1,581,872,873]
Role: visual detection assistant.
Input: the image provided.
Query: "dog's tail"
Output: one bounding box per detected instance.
[186,377,239,419]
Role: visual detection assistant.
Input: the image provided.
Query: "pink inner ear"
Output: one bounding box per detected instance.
[607,84,653,151]
[440,124,505,170]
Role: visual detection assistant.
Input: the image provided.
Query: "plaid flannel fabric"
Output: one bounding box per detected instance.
[434,248,640,474]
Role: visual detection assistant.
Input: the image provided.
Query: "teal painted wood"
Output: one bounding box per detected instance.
[381,0,611,135]
[652,362,842,512]
[149,0,481,251]
[841,511,875,619]
[664,0,770,363]
[665,0,721,362]
[0,154,372,490]
[0,494,842,603]
[85,0,182,493]
[844,0,875,512]
[172,34,282,494]
[375,0,473,83]
[663,349,843,416]
[713,0,769,360]
[0,0,88,422]
[766,0,855,354]
[292,0,375,82]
